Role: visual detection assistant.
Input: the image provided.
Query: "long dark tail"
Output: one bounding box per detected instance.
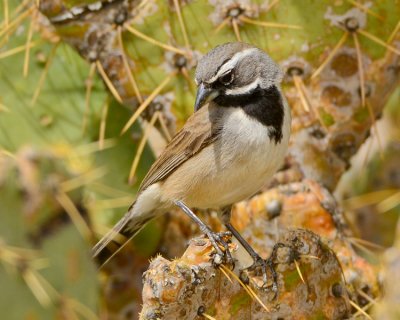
[92,205,147,267]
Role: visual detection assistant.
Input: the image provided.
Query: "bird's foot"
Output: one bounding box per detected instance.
[204,230,235,267]
[173,201,234,267]
[242,254,278,297]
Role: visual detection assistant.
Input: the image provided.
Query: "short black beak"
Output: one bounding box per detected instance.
[194,83,219,111]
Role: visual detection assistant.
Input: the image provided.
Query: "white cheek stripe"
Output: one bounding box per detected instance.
[225,77,261,96]
[208,48,258,83]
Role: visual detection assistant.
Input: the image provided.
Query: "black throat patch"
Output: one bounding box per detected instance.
[214,85,285,144]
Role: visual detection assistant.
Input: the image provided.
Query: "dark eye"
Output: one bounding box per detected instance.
[219,71,233,85]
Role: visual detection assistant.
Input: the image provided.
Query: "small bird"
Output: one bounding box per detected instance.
[93,42,291,279]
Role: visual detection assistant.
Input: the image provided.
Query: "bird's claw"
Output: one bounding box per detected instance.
[244,255,278,297]
[247,256,268,283]
[206,231,235,268]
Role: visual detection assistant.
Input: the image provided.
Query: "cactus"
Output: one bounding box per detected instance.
[1,0,400,319]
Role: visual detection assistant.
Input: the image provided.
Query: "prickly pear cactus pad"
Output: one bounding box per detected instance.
[1,0,399,319]
[141,229,350,320]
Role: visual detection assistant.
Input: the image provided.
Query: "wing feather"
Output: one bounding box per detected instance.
[139,105,221,192]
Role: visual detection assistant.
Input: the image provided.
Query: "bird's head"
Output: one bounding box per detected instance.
[194,42,283,111]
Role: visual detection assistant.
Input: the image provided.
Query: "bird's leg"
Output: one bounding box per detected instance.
[174,200,234,266]
[221,206,278,292]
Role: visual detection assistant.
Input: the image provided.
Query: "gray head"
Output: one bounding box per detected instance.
[194,42,283,110]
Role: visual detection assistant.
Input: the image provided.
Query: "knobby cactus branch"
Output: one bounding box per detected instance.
[139,181,379,319]
[141,228,349,320]
[286,48,400,190]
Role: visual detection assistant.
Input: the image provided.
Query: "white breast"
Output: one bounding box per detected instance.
[165,103,291,209]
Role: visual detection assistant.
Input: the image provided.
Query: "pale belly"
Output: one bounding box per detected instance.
[184,138,288,208]
[161,107,290,209]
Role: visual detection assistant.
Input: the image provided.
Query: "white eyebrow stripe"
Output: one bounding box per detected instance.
[208,48,258,83]
[225,77,261,96]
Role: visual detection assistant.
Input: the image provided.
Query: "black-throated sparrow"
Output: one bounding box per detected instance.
[93,42,291,282]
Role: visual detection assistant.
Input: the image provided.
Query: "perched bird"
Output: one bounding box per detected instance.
[93,42,291,279]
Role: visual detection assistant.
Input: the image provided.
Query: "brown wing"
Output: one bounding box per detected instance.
[138,105,222,192]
